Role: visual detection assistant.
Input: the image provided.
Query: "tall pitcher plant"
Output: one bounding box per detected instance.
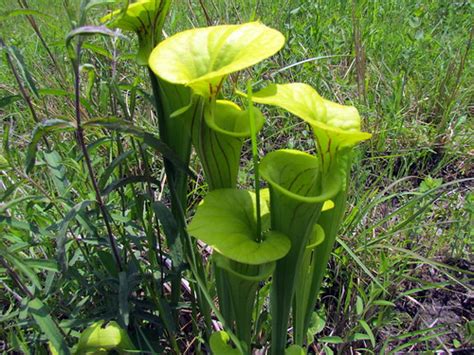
[102,0,192,220]
[242,83,372,352]
[103,2,371,352]
[149,22,291,352]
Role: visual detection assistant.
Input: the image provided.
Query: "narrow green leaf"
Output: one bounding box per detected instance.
[27,298,70,355]
[356,296,364,316]
[23,259,59,272]
[336,238,387,292]
[352,333,371,341]
[101,175,160,196]
[0,195,45,213]
[85,0,117,11]
[358,320,375,347]
[118,272,129,327]
[0,184,18,202]
[0,154,9,170]
[3,253,42,290]
[285,345,305,355]
[8,46,39,98]
[97,250,118,278]
[25,119,75,174]
[372,300,395,307]
[319,336,344,344]
[84,118,194,177]
[322,345,334,355]
[0,95,21,108]
[306,311,326,341]
[151,201,183,267]
[0,215,40,233]
[0,9,51,20]
[65,25,125,50]
[82,42,113,59]
[391,331,451,352]
[44,151,70,198]
[3,121,11,163]
[142,132,195,178]
[98,150,133,189]
[55,200,92,272]
[38,88,94,113]
[8,328,30,355]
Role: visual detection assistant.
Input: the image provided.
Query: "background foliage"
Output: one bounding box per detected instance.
[0,0,472,353]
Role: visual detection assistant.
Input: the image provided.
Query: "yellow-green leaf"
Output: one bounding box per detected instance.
[205,100,265,138]
[285,345,306,355]
[76,320,135,353]
[240,83,372,171]
[149,22,285,97]
[209,331,240,355]
[322,199,334,211]
[241,83,327,124]
[188,188,291,265]
[101,0,169,32]
[101,0,171,65]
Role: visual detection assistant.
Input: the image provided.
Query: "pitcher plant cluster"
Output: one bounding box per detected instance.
[74,0,372,353]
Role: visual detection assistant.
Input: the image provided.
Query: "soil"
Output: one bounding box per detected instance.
[393,257,474,353]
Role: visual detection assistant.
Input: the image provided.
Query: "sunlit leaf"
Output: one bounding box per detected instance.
[359,319,376,347]
[319,336,344,344]
[149,22,285,97]
[188,188,290,265]
[285,345,305,355]
[25,119,75,174]
[0,9,51,20]
[240,83,371,171]
[260,149,340,204]
[65,25,124,51]
[76,320,135,353]
[101,0,172,64]
[306,310,326,340]
[205,100,264,138]
[209,331,240,355]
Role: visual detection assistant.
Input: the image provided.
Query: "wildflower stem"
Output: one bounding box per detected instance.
[72,41,123,272]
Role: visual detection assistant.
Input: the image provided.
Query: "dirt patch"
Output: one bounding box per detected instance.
[394,257,473,352]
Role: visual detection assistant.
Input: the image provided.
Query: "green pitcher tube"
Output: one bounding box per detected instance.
[260,149,341,354]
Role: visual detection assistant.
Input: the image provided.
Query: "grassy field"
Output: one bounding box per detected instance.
[1,0,473,353]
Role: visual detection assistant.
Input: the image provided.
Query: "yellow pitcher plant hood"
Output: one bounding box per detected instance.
[239,83,372,171]
[149,22,285,97]
[101,0,171,65]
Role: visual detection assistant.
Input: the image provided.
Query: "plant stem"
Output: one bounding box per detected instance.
[0,37,38,124]
[0,256,34,299]
[0,37,50,150]
[72,41,123,272]
[17,0,67,85]
[247,81,262,242]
